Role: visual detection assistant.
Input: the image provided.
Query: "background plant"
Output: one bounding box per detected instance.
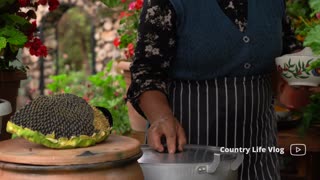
[0,0,59,71]
[46,61,131,135]
[100,0,143,60]
[57,7,92,73]
[299,93,320,135]
[286,0,320,134]
[286,0,320,54]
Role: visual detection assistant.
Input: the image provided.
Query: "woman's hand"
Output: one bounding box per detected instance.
[147,115,186,154]
[139,90,187,154]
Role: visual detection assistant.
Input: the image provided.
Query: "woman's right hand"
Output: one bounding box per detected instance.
[147,115,186,154]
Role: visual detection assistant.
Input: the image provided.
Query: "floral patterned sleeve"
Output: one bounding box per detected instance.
[126,0,176,117]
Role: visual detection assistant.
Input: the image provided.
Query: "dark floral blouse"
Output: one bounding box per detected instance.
[127,0,302,109]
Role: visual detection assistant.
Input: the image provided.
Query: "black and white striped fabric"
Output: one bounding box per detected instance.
[167,75,280,180]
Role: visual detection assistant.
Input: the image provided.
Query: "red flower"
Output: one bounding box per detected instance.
[125,43,135,58]
[119,11,133,19]
[83,96,90,102]
[127,43,134,53]
[25,38,48,57]
[48,0,60,11]
[121,0,126,2]
[317,12,320,20]
[38,0,47,5]
[128,1,136,10]
[113,37,121,47]
[129,0,143,10]
[18,0,29,7]
[135,0,143,10]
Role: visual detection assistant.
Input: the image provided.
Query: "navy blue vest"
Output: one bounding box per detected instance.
[168,0,285,80]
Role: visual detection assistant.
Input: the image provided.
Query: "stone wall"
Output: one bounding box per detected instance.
[20,0,121,104]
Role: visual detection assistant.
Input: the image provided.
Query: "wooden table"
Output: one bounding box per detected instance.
[278,127,320,180]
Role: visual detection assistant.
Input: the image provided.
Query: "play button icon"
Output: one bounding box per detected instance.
[290,144,306,156]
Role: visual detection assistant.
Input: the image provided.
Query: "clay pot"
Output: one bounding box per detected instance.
[279,81,311,110]
[116,61,147,143]
[0,71,27,140]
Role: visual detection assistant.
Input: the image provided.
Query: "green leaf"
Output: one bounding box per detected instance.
[106,60,113,72]
[288,58,292,66]
[283,73,292,79]
[0,37,6,49]
[99,0,120,7]
[309,0,320,16]
[307,58,320,72]
[300,76,309,79]
[0,0,15,8]
[0,26,28,46]
[304,25,320,55]
[1,14,30,27]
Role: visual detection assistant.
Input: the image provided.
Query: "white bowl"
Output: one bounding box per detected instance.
[275,54,320,87]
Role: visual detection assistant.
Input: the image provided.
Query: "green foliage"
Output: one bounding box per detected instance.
[309,0,320,16]
[307,58,320,72]
[47,60,131,135]
[286,0,320,74]
[99,0,121,7]
[303,25,320,54]
[299,93,320,135]
[0,0,15,8]
[0,0,58,71]
[0,25,28,47]
[57,7,92,72]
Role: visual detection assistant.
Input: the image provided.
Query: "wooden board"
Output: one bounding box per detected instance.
[0,135,141,166]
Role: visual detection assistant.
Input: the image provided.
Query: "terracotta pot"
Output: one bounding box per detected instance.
[116,61,147,143]
[0,135,144,180]
[279,82,311,110]
[0,71,27,140]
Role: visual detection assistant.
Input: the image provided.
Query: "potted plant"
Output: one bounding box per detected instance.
[0,0,59,140]
[100,0,146,142]
[285,0,320,133]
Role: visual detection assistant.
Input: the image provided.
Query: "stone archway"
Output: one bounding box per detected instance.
[21,0,121,101]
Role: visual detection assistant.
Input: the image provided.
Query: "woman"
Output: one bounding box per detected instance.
[127,0,302,179]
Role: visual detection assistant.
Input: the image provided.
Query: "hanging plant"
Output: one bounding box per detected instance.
[0,0,60,71]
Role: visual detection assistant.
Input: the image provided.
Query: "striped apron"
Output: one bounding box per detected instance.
[167,75,280,180]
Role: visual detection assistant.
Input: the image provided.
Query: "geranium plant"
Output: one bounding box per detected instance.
[100,0,143,60]
[0,0,59,71]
